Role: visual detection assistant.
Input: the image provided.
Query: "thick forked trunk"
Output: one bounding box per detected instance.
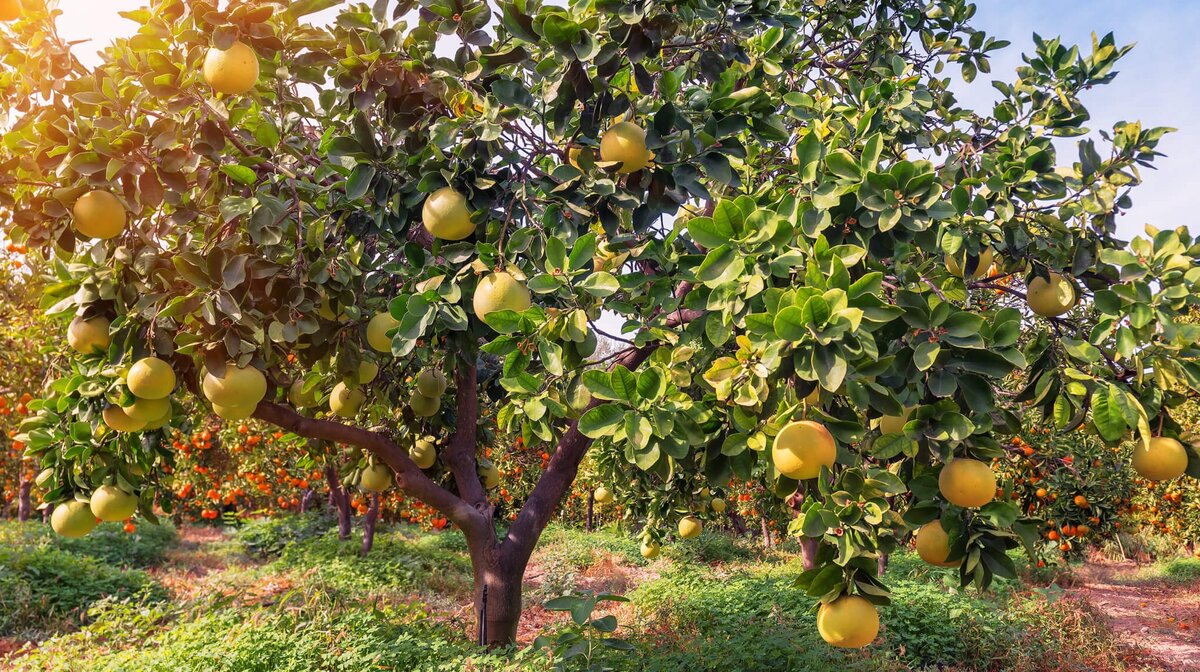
[17,476,32,522]
[471,548,526,647]
[361,493,380,555]
[324,465,352,540]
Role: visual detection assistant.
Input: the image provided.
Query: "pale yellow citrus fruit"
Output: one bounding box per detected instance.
[359,463,392,492]
[203,40,260,95]
[51,501,97,538]
[600,121,651,173]
[473,272,531,322]
[677,515,702,539]
[1131,437,1189,481]
[422,186,475,240]
[772,420,837,480]
[202,363,267,408]
[90,485,138,522]
[73,190,126,240]
[817,595,879,648]
[939,458,997,508]
[915,520,960,567]
[366,312,399,353]
[1026,272,1076,317]
[67,316,111,355]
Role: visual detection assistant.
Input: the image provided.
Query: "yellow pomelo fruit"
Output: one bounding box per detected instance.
[122,396,171,422]
[946,246,995,280]
[416,368,447,397]
[0,0,20,22]
[359,463,392,492]
[68,316,111,355]
[817,595,879,648]
[878,407,914,435]
[915,520,960,567]
[772,420,837,480]
[330,382,366,418]
[90,485,138,522]
[677,515,702,539]
[366,312,399,353]
[473,272,531,322]
[594,486,614,503]
[51,501,97,538]
[143,407,174,430]
[127,357,176,400]
[1026,272,1076,317]
[567,145,594,169]
[640,539,660,559]
[73,190,126,240]
[1131,437,1189,481]
[357,361,379,385]
[710,497,727,514]
[213,403,255,421]
[103,406,146,433]
[288,379,320,408]
[202,363,267,408]
[203,40,260,95]
[410,391,441,417]
[422,186,475,240]
[600,121,651,173]
[939,458,996,508]
[410,438,437,469]
[477,458,500,489]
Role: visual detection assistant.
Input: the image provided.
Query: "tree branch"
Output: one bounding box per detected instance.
[445,361,489,510]
[253,401,486,535]
[502,282,703,562]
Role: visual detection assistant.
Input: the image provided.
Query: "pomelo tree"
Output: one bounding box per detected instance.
[4,0,1200,647]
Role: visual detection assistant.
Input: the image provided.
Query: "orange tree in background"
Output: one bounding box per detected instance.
[4,0,1200,648]
[0,243,54,520]
[997,420,1134,559]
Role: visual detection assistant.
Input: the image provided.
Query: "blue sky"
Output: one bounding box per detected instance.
[55,1,1198,241]
[961,1,1200,240]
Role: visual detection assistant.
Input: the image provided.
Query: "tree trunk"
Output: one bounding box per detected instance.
[299,488,315,513]
[324,465,352,541]
[800,537,820,570]
[585,489,594,532]
[877,553,889,577]
[17,476,31,522]
[728,510,747,535]
[361,493,380,556]
[760,516,772,548]
[472,549,526,647]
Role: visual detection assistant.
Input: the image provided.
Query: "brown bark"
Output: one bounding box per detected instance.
[299,488,315,513]
[361,493,380,555]
[17,476,31,522]
[728,510,748,535]
[877,553,889,577]
[760,516,772,548]
[245,282,703,646]
[800,537,820,570]
[323,465,352,541]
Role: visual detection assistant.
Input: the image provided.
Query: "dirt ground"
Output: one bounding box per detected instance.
[1071,561,1200,671]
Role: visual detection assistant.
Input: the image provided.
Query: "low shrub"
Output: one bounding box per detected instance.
[273,525,473,598]
[0,545,167,637]
[236,510,338,558]
[0,520,177,567]
[8,600,529,672]
[661,529,763,565]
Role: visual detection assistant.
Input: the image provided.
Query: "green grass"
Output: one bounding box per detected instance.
[0,520,1152,671]
[0,519,177,567]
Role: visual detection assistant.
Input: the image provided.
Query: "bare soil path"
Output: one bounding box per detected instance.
[1072,561,1200,671]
